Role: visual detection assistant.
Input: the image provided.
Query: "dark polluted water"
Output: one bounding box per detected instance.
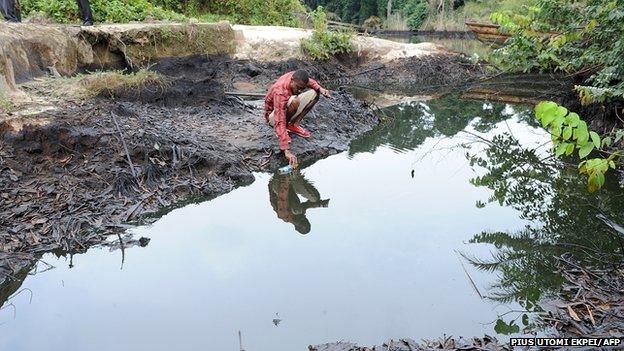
[2,93,624,351]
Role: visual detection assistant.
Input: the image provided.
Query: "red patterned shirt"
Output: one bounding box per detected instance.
[264,71,322,150]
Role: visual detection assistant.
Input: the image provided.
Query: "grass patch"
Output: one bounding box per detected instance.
[384,13,410,31]
[192,13,236,23]
[78,69,169,99]
[0,91,14,114]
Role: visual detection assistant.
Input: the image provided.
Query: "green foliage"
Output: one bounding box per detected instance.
[303,0,411,25]
[490,0,624,103]
[20,0,185,23]
[155,0,305,26]
[219,0,306,26]
[494,318,520,335]
[20,0,304,26]
[301,0,529,30]
[300,6,353,60]
[404,0,427,29]
[534,101,620,192]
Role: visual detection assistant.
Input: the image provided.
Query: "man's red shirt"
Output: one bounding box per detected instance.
[264,71,322,150]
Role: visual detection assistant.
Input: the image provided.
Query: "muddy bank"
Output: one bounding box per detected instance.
[148,53,488,98]
[0,21,451,98]
[0,22,236,95]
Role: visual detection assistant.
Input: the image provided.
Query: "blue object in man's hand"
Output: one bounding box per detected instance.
[278,165,294,174]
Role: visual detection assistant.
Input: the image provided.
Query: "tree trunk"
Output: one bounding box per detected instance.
[387,0,392,19]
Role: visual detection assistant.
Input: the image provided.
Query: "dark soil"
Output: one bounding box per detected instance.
[539,257,624,340]
[309,336,510,351]
[0,52,484,286]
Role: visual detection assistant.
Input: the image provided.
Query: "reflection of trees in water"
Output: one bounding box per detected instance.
[464,133,624,331]
[348,93,533,155]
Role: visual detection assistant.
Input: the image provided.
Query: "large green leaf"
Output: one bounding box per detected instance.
[597,171,605,188]
[555,142,568,157]
[587,173,599,192]
[589,131,601,148]
[566,112,581,127]
[565,143,575,155]
[579,142,594,158]
[576,120,590,144]
[535,101,558,127]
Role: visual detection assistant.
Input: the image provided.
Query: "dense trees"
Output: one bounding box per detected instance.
[303,0,432,28]
[491,0,624,104]
[15,0,479,29]
[17,0,304,26]
[491,0,624,192]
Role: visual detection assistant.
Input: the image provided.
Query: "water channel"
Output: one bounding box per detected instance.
[2,42,624,351]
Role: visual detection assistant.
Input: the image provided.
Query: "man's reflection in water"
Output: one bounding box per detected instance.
[268,172,329,234]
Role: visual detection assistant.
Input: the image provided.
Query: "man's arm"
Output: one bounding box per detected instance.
[273,93,291,151]
[308,78,330,97]
[273,94,298,167]
[308,78,322,91]
[263,98,272,122]
[264,88,277,123]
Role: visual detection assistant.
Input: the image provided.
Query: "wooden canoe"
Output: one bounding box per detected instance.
[465,21,510,45]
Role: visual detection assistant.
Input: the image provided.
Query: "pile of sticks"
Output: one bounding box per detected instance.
[542,256,624,338]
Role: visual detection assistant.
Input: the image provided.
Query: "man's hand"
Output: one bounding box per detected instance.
[319,88,331,98]
[284,149,298,168]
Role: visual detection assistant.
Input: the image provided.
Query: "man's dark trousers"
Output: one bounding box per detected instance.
[77,0,93,24]
[1,0,21,22]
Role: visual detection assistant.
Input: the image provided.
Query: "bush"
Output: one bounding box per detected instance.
[490,0,624,102]
[300,6,353,60]
[155,0,305,26]
[20,0,185,23]
[403,0,427,29]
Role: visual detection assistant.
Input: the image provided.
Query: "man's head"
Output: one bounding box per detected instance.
[293,214,311,234]
[290,69,309,95]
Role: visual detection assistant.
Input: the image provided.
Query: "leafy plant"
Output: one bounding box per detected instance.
[300,6,353,60]
[403,0,428,29]
[20,0,185,23]
[155,0,305,26]
[535,101,620,192]
[490,0,624,105]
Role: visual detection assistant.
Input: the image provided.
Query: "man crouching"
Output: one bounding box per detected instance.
[264,69,330,168]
